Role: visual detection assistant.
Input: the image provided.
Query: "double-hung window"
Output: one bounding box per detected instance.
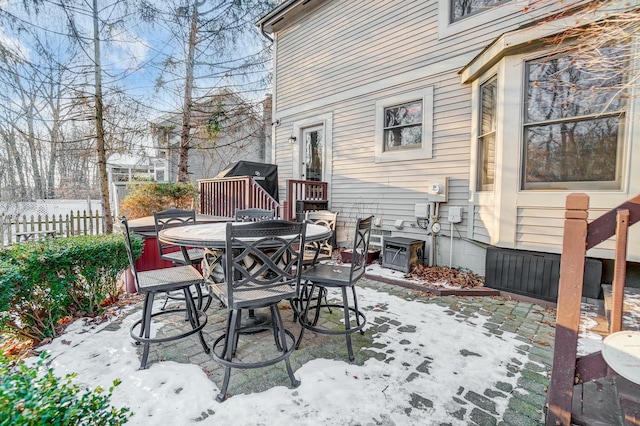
[523,45,626,189]
[478,76,497,190]
[383,101,423,151]
[374,88,433,163]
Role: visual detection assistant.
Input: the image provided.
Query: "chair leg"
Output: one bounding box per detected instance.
[183,287,210,354]
[273,304,300,388]
[351,286,364,335]
[139,293,155,369]
[341,286,355,362]
[271,305,283,351]
[217,309,239,402]
[295,282,316,349]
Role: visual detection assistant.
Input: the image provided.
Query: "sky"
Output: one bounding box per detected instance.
[29,281,596,426]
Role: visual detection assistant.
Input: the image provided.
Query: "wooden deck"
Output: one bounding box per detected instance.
[603,285,640,332]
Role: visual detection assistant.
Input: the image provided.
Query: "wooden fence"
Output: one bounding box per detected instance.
[0,210,104,246]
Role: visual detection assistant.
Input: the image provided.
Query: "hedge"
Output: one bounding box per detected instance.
[0,234,142,342]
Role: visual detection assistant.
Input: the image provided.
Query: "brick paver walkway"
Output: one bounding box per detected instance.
[122,278,557,425]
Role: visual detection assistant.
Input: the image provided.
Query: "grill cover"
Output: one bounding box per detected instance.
[215,161,279,202]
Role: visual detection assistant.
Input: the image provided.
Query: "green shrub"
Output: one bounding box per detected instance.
[0,352,131,425]
[0,234,143,342]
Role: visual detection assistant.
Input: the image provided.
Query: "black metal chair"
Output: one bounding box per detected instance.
[296,215,374,362]
[120,216,209,370]
[302,210,338,266]
[211,220,306,402]
[153,208,212,311]
[234,208,276,222]
[153,208,205,266]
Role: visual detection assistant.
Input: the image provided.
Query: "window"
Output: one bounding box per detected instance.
[438,0,527,39]
[451,0,513,22]
[523,46,626,189]
[383,101,422,151]
[374,87,433,163]
[478,77,497,190]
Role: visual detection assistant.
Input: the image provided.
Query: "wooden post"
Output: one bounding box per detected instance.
[609,209,629,333]
[546,193,589,426]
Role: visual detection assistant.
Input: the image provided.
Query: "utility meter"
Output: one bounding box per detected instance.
[431,222,441,233]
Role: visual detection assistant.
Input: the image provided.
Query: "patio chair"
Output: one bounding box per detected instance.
[153,208,212,311]
[302,210,338,266]
[120,216,209,370]
[296,215,374,362]
[211,220,306,402]
[292,210,338,322]
[234,208,276,222]
[153,208,205,266]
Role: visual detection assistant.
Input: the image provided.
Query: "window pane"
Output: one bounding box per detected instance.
[384,101,422,127]
[384,125,422,150]
[525,116,620,184]
[451,0,512,22]
[480,133,495,187]
[304,128,323,181]
[481,78,497,135]
[525,46,626,122]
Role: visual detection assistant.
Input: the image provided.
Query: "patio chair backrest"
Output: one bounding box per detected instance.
[304,210,338,262]
[224,220,306,309]
[234,208,276,222]
[347,215,374,283]
[119,216,140,292]
[153,208,197,261]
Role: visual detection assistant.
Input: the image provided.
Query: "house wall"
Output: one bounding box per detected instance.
[268,0,634,275]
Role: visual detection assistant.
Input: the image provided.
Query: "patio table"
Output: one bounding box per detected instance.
[159,221,332,327]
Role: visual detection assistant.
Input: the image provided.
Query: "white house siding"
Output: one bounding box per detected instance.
[268,0,619,274]
[472,205,492,245]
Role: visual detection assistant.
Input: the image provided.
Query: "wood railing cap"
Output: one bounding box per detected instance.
[566,193,589,210]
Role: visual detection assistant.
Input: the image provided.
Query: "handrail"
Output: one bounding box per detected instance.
[285,179,328,221]
[546,193,640,426]
[198,176,281,218]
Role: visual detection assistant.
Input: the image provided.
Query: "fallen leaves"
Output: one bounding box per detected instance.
[404,265,486,289]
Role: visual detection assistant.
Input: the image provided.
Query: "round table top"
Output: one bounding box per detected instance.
[158,222,331,249]
[117,214,231,236]
[602,331,640,385]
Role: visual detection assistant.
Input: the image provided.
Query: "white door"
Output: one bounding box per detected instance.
[301,125,324,181]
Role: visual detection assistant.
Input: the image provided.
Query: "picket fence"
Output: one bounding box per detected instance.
[0,210,105,246]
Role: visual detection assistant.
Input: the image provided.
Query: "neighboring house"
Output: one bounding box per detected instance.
[106,153,165,217]
[149,88,272,183]
[257,0,640,282]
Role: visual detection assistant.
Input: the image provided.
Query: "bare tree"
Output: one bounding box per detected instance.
[142,0,274,183]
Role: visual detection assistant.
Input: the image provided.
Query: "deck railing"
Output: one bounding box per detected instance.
[285,179,328,221]
[0,210,104,246]
[546,193,640,425]
[199,176,281,218]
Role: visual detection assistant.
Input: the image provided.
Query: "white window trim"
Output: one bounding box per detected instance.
[438,0,530,39]
[291,112,333,191]
[374,87,433,163]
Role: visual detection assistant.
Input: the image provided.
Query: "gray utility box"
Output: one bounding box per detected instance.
[382,237,425,273]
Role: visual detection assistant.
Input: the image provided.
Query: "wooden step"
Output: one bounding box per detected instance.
[602,285,640,331]
[572,375,640,426]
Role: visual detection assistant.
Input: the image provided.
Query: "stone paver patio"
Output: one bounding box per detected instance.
[110,278,557,425]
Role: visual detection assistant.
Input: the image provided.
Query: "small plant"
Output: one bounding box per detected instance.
[0,352,131,425]
[119,182,199,219]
